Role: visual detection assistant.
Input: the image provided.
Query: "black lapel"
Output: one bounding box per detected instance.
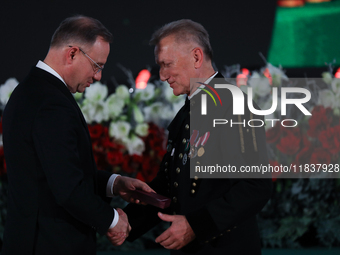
[31,67,91,140]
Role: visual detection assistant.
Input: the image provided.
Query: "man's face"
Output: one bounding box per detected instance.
[68,37,110,93]
[155,35,197,96]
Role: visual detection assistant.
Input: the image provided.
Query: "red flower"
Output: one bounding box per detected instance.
[122,155,138,174]
[293,146,314,166]
[318,125,340,154]
[107,150,124,165]
[276,127,301,155]
[88,124,104,139]
[266,122,281,144]
[308,106,332,138]
[310,148,331,165]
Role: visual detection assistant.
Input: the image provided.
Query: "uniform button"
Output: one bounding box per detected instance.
[179,153,183,159]
[176,168,181,174]
[174,182,178,188]
[191,189,195,194]
[185,124,189,130]
[194,176,198,180]
[164,168,168,173]
[165,162,168,167]
[173,197,177,203]
[182,138,186,144]
[192,182,196,187]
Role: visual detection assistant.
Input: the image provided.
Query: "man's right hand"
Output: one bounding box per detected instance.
[106,208,131,246]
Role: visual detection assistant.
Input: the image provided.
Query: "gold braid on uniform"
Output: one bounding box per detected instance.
[238,115,245,153]
[250,112,258,152]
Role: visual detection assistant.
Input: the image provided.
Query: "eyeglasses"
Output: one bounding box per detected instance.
[69,45,104,74]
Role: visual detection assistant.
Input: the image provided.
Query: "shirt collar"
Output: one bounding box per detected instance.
[36,60,67,86]
[188,71,218,100]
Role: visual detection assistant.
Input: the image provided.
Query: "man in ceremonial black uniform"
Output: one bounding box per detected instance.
[124,19,272,255]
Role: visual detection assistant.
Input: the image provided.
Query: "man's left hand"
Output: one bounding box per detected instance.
[155,212,196,250]
[113,176,155,204]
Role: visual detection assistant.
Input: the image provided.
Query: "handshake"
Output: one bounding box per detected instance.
[106,208,131,246]
[105,175,147,246]
[105,176,196,249]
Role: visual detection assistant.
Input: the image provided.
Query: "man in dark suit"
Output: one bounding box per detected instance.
[123,19,272,254]
[1,15,153,255]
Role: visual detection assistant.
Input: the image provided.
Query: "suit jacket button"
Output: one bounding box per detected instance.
[179,153,183,159]
[174,182,178,188]
[173,197,177,203]
[165,162,168,167]
[191,189,195,194]
[164,168,168,173]
[185,124,189,130]
[182,138,186,144]
[192,182,196,187]
[176,168,181,174]
[194,176,198,180]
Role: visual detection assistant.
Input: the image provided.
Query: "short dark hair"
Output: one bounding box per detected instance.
[50,15,113,48]
[150,19,213,60]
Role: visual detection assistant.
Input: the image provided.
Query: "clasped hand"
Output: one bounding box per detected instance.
[106,208,131,246]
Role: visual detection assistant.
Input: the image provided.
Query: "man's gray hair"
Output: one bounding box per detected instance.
[50,15,113,48]
[150,19,213,60]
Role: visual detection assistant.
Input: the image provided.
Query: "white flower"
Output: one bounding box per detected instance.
[248,72,271,98]
[0,78,19,105]
[266,63,288,87]
[109,121,131,140]
[134,83,155,101]
[135,123,149,137]
[331,78,340,96]
[162,81,183,103]
[123,135,145,155]
[81,100,108,123]
[105,94,125,119]
[143,102,165,122]
[318,89,338,108]
[322,72,333,85]
[133,105,144,123]
[116,85,130,101]
[84,82,108,102]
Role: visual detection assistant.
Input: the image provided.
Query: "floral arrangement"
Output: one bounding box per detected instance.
[229,64,340,248]
[0,63,340,250]
[73,79,185,180]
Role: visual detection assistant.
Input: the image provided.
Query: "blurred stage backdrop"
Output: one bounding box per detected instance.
[1,0,340,253]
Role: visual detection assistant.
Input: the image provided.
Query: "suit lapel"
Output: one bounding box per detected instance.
[31,67,91,141]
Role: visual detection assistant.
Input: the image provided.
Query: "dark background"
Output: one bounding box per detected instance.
[0,0,276,85]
